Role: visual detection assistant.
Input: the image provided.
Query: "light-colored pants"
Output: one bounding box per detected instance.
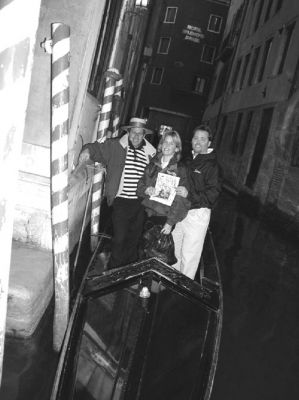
[172,208,211,280]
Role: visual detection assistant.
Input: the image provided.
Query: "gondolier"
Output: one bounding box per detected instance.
[79,117,156,269]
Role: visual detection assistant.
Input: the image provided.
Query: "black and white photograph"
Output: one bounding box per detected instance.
[1,0,298,399]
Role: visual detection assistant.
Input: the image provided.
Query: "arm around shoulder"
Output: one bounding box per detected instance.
[81,140,110,165]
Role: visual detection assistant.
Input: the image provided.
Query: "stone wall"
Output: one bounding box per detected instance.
[14,0,106,252]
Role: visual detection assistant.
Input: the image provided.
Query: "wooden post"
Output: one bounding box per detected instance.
[50,23,70,352]
[0,0,42,383]
[90,68,120,251]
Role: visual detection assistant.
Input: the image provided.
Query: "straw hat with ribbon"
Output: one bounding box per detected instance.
[122,117,152,135]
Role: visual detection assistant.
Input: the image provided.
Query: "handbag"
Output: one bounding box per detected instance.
[142,224,177,265]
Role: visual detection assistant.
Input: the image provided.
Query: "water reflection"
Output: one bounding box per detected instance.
[0,305,58,400]
[210,191,299,400]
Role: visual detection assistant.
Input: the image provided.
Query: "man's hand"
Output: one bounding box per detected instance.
[78,149,91,164]
[176,186,188,198]
[161,223,172,235]
[145,186,155,196]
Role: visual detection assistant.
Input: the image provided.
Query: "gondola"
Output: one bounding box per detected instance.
[51,229,222,400]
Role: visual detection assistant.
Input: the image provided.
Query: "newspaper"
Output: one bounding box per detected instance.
[150,172,180,206]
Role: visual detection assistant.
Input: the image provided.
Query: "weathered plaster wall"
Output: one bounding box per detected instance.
[14,0,107,251]
[24,0,105,147]
[70,93,100,168]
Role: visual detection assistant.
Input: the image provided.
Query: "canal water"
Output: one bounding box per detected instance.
[0,303,58,399]
[210,191,299,400]
[1,190,298,399]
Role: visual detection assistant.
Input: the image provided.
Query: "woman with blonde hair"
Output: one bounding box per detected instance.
[137,130,190,236]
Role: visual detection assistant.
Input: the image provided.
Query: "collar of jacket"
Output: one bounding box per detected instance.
[119,133,156,157]
[152,152,179,169]
[186,149,216,162]
[192,148,214,158]
[153,152,179,164]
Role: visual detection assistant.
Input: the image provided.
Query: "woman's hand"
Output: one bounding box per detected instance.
[145,186,155,196]
[78,149,91,164]
[176,186,188,198]
[161,223,172,235]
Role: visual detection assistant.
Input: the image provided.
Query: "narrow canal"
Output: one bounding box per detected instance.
[210,190,299,400]
[1,189,299,399]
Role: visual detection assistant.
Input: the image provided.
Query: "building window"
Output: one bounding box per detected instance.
[275,0,283,13]
[254,0,265,31]
[157,37,171,54]
[264,0,273,22]
[208,15,222,33]
[231,58,242,91]
[277,22,295,75]
[164,7,178,23]
[239,111,253,155]
[201,45,216,64]
[193,76,206,94]
[248,46,261,85]
[257,37,273,82]
[240,53,251,89]
[151,67,164,85]
[231,113,243,154]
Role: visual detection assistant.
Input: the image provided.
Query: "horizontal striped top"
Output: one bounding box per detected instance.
[118,147,148,199]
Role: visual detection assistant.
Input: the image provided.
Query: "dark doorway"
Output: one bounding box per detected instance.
[245,107,273,188]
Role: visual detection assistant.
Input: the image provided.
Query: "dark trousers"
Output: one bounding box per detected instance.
[108,197,145,269]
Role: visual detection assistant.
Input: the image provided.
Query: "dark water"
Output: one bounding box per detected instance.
[210,191,299,400]
[0,226,93,400]
[1,191,299,399]
[0,304,58,400]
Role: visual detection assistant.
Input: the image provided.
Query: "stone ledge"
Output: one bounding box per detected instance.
[7,241,53,337]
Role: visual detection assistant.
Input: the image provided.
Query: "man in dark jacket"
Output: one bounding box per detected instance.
[79,118,156,269]
[172,125,221,279]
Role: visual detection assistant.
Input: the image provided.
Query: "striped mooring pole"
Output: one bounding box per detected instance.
[96,68,120,142]
[50,23,70,352]
[112,77,123,138]
[90,68,121,250]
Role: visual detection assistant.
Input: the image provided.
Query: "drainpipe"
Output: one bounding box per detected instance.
[108,0,130,70]
[0,0,42,383]
[129,0,155,117]
[131,59,148,116]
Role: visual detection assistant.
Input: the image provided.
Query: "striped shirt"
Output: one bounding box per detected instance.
[118,147,148,199]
